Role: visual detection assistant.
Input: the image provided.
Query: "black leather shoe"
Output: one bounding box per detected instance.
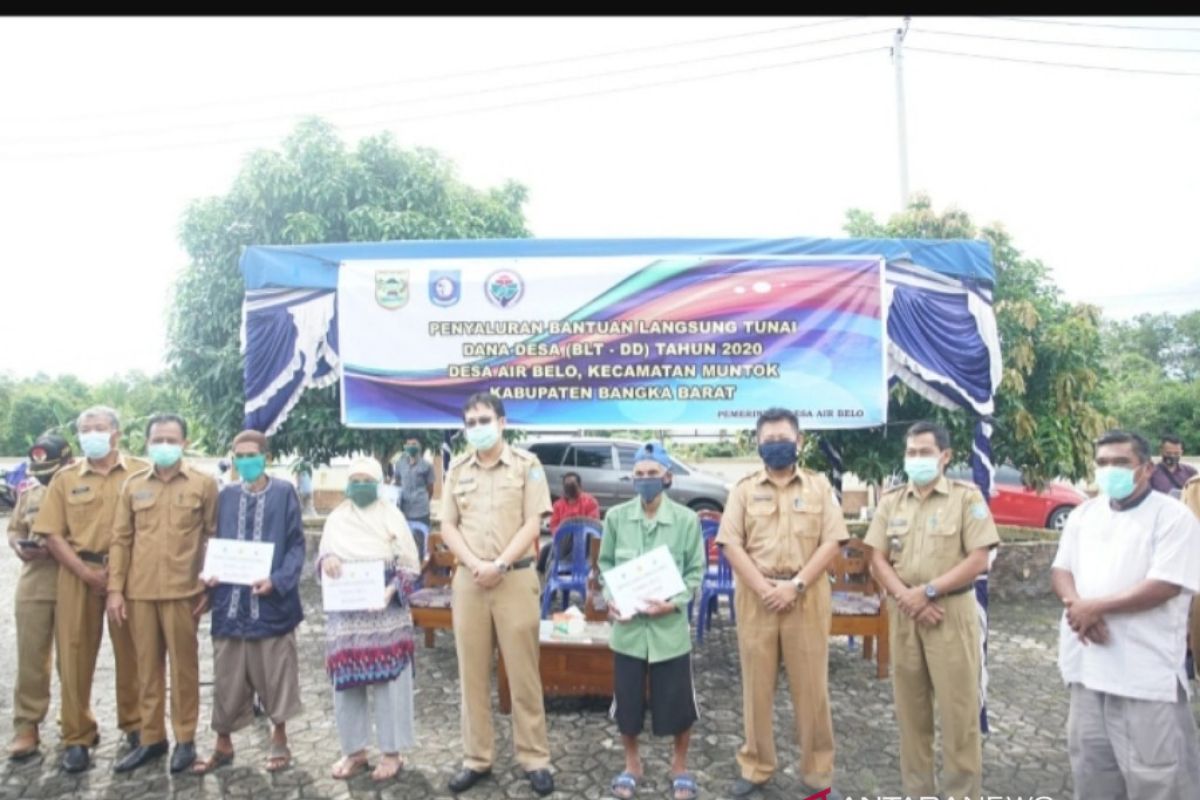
[61,745,90,773]
[448,767,492,793]
[170,741,196,774]
[113,740,168,773]
[527,769,554,796]
[730,777,767,798]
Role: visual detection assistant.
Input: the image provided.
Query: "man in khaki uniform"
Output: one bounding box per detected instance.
[5,434,72,760]
[35,406,146,773]
[440,392,554,796]
[106,413,217,774]
[1182,475,1200,677]
[717,408,849,799]
[864,421,999,799]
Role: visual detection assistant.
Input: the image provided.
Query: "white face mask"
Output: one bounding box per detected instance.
[465,423,500,451]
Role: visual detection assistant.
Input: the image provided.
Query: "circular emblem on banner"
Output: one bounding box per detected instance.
[485,269,524,308]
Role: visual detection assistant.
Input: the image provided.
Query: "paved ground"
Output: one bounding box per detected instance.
[1,520,1198,800]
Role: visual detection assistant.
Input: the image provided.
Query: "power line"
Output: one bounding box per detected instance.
[917,26,1200,53]
[4,17,863,127]
[907,46,1200,76]
[3,47,887,162]
[2,28,893,147]
[993,16,1200,34]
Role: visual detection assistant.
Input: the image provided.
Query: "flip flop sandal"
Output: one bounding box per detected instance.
[265,742,291,773]
[371,755,404,782]
[191,750,234,775]
[672,772,700,800]
[611,770,639,799]
[331,754,369,780]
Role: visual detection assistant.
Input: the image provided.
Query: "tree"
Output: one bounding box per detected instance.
[0,374,92,455]
[168,118,530,467]
[813,194,1111,487]
[1099,313,1200,447]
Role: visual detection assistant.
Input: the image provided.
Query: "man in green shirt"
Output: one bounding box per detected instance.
[598,441,704,800]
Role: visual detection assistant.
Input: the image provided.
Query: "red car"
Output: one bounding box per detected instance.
[946,465,1086,531]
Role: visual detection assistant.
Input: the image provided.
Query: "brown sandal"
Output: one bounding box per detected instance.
[331,752,369,780]
[371,754,404,782]
[265,741,291,772]
[191,749,234,774]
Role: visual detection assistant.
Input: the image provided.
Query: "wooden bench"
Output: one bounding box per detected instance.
[828,540,889,679]
[410,531,455,647]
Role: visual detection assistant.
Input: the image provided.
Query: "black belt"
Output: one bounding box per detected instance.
[77,550,108,566]
[510,557,534,571]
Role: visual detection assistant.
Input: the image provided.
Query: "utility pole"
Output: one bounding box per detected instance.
[892,16,911,211]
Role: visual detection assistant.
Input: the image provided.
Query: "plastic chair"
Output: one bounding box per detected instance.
[540,517,602,618]
[689,514,735,643]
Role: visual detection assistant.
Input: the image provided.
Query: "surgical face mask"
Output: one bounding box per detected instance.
[563,482,580,499]
[1162,456,1179,469]
[465,422,500,451]
[347,481,378,507]
[79,431,113,460]
[758,440,798,470]
[633,477,666,504]
[148,443,183,468]
[234,454,266,483]
[1096,465,1136,501]
[904,456,941,486]
[405,445,420,458]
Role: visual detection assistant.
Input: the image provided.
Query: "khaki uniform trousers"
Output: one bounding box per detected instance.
[13,596,56,734]
[55,569,141,746]
[128,598,201,745]
[734,583,836,788]
[889,591,982,799]
[452,567,550,772]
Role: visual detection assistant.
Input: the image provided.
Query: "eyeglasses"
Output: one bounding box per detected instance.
[464,416,494,428]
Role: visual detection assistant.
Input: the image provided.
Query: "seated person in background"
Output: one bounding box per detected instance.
[537,472,600,574]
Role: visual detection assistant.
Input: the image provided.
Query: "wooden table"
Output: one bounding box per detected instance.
[496,622,613,714]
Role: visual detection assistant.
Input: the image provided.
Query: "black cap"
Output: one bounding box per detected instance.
[28,434,72,476]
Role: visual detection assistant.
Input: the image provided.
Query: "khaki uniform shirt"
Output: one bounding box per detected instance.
[863,476,1000,586]
[440,444,552,561]
[1183,476,1200,518]
[6,482,58,601]
[716,467,849,576]
[32,454,149,553]
[108,462,218,601]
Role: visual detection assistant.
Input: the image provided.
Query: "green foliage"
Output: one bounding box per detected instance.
[816,194,1110,487]
[168,117,530,466]
[0,371,189,456]
[1099,312,1200,447]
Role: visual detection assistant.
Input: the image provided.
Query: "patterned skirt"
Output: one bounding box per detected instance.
[324,605,416,691]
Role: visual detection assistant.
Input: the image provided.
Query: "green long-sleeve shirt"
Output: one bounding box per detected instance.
[598,495,704,663]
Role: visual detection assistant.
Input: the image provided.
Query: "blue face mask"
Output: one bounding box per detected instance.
[904,456,941,486]
[758,440,798,470]
[1096,466,1136,501]
[148,443,183,468]
[79,431,112,460]
[633,477,667,505]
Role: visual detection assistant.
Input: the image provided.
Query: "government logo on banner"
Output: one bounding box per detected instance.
[429,269,461,307]
[375,270,409,309]
[485,269,524,308]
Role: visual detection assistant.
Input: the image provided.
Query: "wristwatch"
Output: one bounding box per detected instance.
[924,584,939,600]
[790,575,807,594]
[493,559,510,574]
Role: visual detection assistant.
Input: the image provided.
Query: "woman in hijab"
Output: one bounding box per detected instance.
[318,457,420,782]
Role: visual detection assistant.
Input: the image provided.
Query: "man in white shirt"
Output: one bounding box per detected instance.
[1051,429,1200,800]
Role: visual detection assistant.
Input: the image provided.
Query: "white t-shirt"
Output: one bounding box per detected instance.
[1053,490,1200,702]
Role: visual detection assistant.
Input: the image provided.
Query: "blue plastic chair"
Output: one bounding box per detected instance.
[540,518,602,618]
[691,518,735,643]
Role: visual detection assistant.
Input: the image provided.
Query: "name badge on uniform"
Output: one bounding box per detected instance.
[888,517,907,528]
[70,486,91,496]
[133,490,155,503]
[793,496,808,511]
[456,476,477,487]
[751,493,772,503]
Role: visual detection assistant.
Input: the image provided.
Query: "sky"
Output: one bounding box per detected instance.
[2,16,1199,382]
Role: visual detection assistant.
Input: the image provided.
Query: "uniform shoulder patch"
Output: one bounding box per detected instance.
[736,470,764,486]
[510,446,536,460]
[528,466,544,482]
[448,452,472,470]
[970,501,991,520]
